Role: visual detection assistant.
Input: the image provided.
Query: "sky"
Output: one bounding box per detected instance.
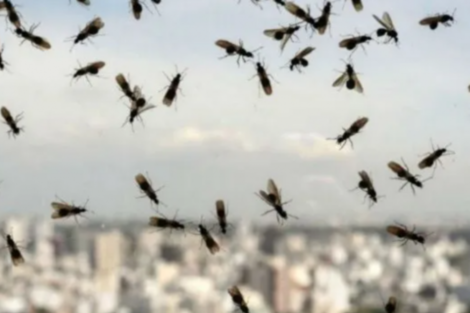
[0,0,469,226]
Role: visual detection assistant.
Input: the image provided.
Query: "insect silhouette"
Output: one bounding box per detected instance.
[135,173,165,207]
[148,215,185,234]
[197,222,220,254]
[345,0,362,12]
[333,61,363,93]
[272,0,286,7]
[4,232,24,266]
[0,44,9,71]
[419,11,455,30]
[350,170,382,207]
[339,33,373,55]
[130,0,152,19]
[122,95,156,130]
[70,61,105,86]
[250,60,275,96]
[328,116,369,149]
[215,200,231,234]
[115,73,136,101]
[263,24,301,52]
[215,39,262,66]
[74,0,91,6]
[418,141,454,172]
[228,286,249,313]
[132,86,153,109]
[51,197,91,224]
[69,17,104,49]
[388,158,432,194]
[314,1,334,35]
[373,12,398,45]
[3,0,22,29]
[284,2,317,34]
[383,296,397,313]
[284,46,315,72]
[161,66,187,108]
[1,106,23,138]
[386,222,431,249]
[14,24,52,50]
[256,178,296,224]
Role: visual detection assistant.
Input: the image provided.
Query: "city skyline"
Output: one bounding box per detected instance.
[0,0,469,225]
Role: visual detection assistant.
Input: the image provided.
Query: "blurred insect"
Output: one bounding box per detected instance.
[249,60,275,96]
[332,61,363,93]
[68,17,104,49]
[69,61,106,86]
[148,214,185,234]
[4,233,24,266]
[386,222,431,249]
[388,158,432,194]
[215,39,262,66]
[197,221,220,254]
[161,66,187,108]
[256,178,296,224]
[383,296,397,313]
[314,1,334,35]
[122,98,156,130]
[263,24,301,52]
[51,197,91,224]
[0,44,9,71]
[132,86,153,109]
[350,170,383,207]
[135,173,165,207]
[284,2,317,34]
[339,33,373,55]
[419,10,455,30]
[418,141,454,171]
[373,12,398,44]
[14,24,51,50]
[215,199,232,234]
[115,73,136,101]
[228,286,249,313]
[3,0,22,29]
[130,0,152,19]
[238,0,263,9]
[343,0,362,12]
[272,0,285,7]
[284,46,315,72]
[1,106,23,138]
[73,0,91,5]
[328,117,368,149]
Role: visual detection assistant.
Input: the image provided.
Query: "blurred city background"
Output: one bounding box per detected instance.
[0,217,469,313]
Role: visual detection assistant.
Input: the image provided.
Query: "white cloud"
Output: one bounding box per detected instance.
[281,132,352,159]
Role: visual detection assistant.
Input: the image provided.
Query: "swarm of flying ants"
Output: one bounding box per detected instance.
[0,0,462,309]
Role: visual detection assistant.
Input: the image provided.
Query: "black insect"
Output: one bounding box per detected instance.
[338,33,373,55]
[420,11,455,30]
[388,158,433,194]
[284,46,315,72]
[0,44,9,71]
[215,39,262,65]
[350,170,383,207]
[256,178,297,224]
[263,24,301,52]
[70,61,106,85]
[418,141,454,172]
[332,61,363,93]
[14,24,52,50]
[329,117,368,149]
[373,12,399,45]
[1,106,23,138]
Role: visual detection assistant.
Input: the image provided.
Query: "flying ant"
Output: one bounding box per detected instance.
[3,232,24,266]
[135,173,164,207]
[74,0,91,6]
[350,170,382,207]
[256,178,296,224]
[148,214,185,234]
[50,196,92,225]
[250,60,275,96]
[161,66,187,108]
[332,60,363,93]
[419,10,455,30]
[69,61,105,86]
[328,116,368,149]
[272,0,285,7]
[0,45,9,71]
[284,2,317,34]
[373,12,398,45]
[314,1,334,35]
[284,46,315,72]
[130,0,152,19]
[383,296,397,313]
[228,286,249,313]
[386,222,431,249]
[418,140,454,172]
[115,73,136,101]
[3,0,22,29]
[215,39,262,66]
[343,0,362,12]
[197,220,220,254]
[1,106,23,138]
[263,24,300,52]
[215,199,231,234]
[14,24,51,50]
[339,33,373,55]
[68,17,104,49]
[123,100,156,130]
[388,158,432,194]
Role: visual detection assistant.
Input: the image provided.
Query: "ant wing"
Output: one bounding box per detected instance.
[90,61,105,70]
[133,85,143,99]
[280,31,293,51]
[373,14,391,30]
[36,37,52,50]
[51,202,73,219]
[263,28,284,39]
[1,107,12,122]
[77,0,91,5]
[386,225,406,237]
[382,12,395,31]
[352,73,364,93]
[215,39,239,50]
[284,2,306,19]
[215,200,225,215]
[351,0,363,12]
[418,155,433,169]
[339,37,357,48]
[257,190,275,206]
[116,74,130,90]
[419,16,440,26]
[267,178,282,203]
[358,170,373,188]
[351,117,368,130]
[295,46,315,59]
[387,161,406,175]
[11,250,25,266]
[137,104,156,115]
[332,71,348,87]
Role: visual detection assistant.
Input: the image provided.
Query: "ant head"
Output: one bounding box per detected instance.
[441,8,456,22]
